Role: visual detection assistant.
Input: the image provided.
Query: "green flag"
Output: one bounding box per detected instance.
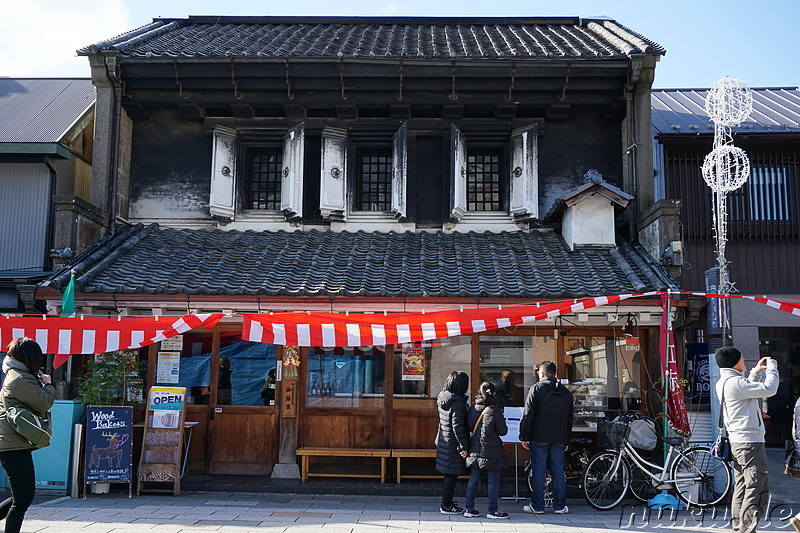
[61,271,75,317]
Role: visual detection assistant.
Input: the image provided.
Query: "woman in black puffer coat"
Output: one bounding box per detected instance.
[435,371,470,515]
[463,382,510,519]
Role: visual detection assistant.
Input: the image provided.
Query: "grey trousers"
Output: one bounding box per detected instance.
[730,442,769,533]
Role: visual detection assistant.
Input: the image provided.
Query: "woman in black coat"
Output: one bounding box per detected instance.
[464,382,510,519]
[435,371,470,514]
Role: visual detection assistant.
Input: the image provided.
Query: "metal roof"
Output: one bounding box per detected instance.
[652,87,800,136]
[0,78,95,143]
[78,16,664,61]
[45,223,675,299]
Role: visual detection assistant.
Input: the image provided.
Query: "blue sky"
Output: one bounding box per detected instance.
[1,0,797,89]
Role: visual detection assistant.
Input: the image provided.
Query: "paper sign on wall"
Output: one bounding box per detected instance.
[156,352,180,384]
[401,347,425,381]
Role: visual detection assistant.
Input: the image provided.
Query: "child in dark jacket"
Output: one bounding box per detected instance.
[463,382,510,519]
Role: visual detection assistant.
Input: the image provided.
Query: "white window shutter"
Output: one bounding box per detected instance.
[391,121,408,220]
[319,127,348,220]
[281,123,305,221]
[209,126,237,220]
[509,124,539,220]
[450,124,467,221]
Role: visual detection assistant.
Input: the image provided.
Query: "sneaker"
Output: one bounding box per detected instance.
[790,515,800,533]
[554,506,569,515]
[523,504,544,514]
[463,509,480,518]
[487,510,509,519]
[440,505,465,515]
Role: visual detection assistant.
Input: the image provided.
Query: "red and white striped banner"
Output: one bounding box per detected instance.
[241,292,655,347]
[0,313,224,368]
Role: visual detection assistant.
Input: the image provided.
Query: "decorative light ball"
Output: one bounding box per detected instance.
[705,76,753,127]
[702,144,751,192]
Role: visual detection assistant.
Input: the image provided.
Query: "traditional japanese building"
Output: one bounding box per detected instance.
[34,16,676,477]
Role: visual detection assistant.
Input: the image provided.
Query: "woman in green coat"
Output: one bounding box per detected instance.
[0,338,55,533]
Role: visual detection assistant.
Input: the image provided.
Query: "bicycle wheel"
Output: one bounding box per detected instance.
[671,447,732,507]
[526,469,554,508]
[582,451,631,510]
[628,462,659,503]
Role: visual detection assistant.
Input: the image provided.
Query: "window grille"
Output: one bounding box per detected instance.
[246,149,282,210]
[467,150,503,211]
[356,149,392,211]
[729,166,791,221]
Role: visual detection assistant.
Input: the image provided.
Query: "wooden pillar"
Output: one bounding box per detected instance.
[384,344,395,448]
[273,345,301,479]
[470,333,480,398]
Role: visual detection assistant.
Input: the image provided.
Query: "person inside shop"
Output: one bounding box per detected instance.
[716,347,778,533]
[519,360,573,515]
[621,381,641,411]
[496,370,524,407]
[463,381,510,519]
[217,356,232,405]
[0,338,56,533]
[435,371,470,515]
[261,368,277,406]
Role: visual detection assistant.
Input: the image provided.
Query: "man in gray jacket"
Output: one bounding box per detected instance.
[715,346,778,533]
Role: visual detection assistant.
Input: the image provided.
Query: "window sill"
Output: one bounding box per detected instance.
[447,212,521,231]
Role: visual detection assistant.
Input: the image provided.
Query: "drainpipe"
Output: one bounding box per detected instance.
[104,55,123,230]
[43,157,58,271]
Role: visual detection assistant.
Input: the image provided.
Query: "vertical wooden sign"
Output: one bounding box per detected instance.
[282,378,297,418]
[137,386,186,496]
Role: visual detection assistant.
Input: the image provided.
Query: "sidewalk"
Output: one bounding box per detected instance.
[22,491,796,533]
[11,447,800,533]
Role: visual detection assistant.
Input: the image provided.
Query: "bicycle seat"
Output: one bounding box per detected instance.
[661,436,684,446]
[572,438,593,447]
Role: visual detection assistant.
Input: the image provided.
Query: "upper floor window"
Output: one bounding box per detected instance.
[451,124,538,222]
[245,148,282,210]
[356,148,393,211]
[320,123,407,221]
[209,124,304,222]
[467,149,504,211]
[729,166,792,221]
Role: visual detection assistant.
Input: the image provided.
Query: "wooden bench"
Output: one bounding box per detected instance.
[391,449,438,484]
[296,448,391,483]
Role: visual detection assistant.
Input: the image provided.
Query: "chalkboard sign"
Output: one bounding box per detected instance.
[84,406,133,495]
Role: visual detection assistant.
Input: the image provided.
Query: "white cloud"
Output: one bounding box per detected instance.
[0,0,130,77]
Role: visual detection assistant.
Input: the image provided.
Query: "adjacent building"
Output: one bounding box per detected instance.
[0,78,98,313]
[652,86,800,445]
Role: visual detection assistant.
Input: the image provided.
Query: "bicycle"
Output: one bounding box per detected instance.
[524,437,592,507]
[582,413,731,511]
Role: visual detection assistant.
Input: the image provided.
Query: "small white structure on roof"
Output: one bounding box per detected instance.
[553,169,634,250]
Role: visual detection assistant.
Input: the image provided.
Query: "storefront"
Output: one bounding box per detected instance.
[134,317,658,475]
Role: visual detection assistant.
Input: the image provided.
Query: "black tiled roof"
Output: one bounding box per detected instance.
[46,224,674,299]
[78,16,664,60]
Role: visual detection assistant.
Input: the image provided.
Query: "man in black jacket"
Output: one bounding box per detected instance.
[519,361,573,515]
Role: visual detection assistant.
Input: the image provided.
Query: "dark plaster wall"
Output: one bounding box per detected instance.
[125,106,621,226]
[538,107,623,217]
[129,109,211,219]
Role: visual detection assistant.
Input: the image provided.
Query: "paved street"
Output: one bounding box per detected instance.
[18,490,799,533]
[8,448,798,533]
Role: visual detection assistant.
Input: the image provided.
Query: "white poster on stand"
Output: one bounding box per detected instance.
[501,407,524,443]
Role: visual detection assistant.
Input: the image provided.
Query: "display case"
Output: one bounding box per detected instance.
[566,380,608,431]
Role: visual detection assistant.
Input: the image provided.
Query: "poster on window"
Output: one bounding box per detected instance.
[156,351,180,384]
[401,346,425,381]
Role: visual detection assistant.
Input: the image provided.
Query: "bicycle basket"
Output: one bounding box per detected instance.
[597,420,631,450]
